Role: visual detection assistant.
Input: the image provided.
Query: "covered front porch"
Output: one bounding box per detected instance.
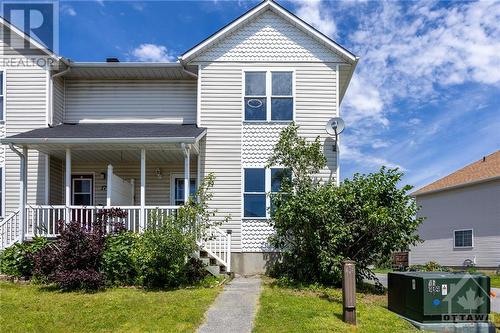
[1,123,205,242]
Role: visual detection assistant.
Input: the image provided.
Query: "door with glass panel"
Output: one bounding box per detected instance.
[71,175,94,224]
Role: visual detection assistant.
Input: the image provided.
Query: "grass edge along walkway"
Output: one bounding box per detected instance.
[253,278,423,333]
[0,281,222,333]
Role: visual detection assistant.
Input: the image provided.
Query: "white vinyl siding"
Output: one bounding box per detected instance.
[64,80,197,124]
[4,68,49,215]
[410,180,500,268]
[52,75,64,124]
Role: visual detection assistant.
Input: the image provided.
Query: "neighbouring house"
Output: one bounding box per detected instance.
[410,151,500,269]
[0,0,358,275]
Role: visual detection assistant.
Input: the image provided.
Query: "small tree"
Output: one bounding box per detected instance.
[268,123,423,285]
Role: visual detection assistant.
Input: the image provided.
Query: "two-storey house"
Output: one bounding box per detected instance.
[0,0,357,274]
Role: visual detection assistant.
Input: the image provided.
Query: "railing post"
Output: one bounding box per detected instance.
[226,229,232,273]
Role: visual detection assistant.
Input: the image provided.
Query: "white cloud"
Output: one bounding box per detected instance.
[61,4,77,16]
[319,1,500,173]
[131,44,175,62]
[291,0,337,37]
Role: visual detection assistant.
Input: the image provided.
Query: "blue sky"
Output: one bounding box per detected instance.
[54,0,500,189]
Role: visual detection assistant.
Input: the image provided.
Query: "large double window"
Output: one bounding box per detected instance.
[243,168,291,218]
[244,70,293,121]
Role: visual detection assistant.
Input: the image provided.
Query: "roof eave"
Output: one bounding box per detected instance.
[1,129,207,146]
[411,175,500,197]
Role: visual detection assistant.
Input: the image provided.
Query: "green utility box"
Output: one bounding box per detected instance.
[388,272,490,323]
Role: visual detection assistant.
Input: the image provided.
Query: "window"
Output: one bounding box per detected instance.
[454,229,473,248]
[243,168,291,218]
[72,175,93,205]
[0,70,4,121]
[174,178,196,205]
[244,70,293,121]
[243,169,266,217]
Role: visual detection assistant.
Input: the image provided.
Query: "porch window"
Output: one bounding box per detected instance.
[243,168,291,218]
[244,70,293,122]
[0,70,4,121]
[72,175,93,205]
[454,229,473,248]
[174,178,196,205]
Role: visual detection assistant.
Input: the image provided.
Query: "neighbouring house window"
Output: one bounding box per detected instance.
[174,178,196,205]
[454,229,473,248]
[0,70,4,121]
[244,70,293,122]
[243,168,291,218]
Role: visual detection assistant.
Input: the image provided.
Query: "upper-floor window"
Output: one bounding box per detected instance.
[454,229,473,248]
[0,70,4,121]
[243,167,291,218]
[244,70,293,122]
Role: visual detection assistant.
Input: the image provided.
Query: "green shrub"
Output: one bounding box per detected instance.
[0,237,49,278]
[134,214,196,289]
[102,231,139,286]
[407,261,450,272]
[267,124,423,285]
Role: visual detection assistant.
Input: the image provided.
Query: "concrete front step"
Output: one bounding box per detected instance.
[194,250,227,277]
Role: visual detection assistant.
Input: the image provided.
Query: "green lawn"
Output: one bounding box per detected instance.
[253,279,419,333]
[489,274,500,288]
[0,281,221,333]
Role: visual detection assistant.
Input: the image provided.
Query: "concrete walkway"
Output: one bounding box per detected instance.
[197,276,262,333]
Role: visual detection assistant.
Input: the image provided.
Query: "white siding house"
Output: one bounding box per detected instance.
[0,0,358,274]
[410,151,500,269]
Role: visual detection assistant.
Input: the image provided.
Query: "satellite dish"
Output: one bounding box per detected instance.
[325,117,345,136]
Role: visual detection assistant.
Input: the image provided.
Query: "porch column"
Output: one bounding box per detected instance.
[182,144,191,204]
[140,149,146,231]
[65,148,71,222]
[106,164,113,206]
[20,147,28,242]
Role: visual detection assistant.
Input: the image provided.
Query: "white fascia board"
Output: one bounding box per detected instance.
[70,62,183,68]
[1,130,207,146]
[180,0,358,64]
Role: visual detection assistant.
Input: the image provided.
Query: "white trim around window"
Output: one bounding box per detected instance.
[453,229,474,249]
[242,68,295,123]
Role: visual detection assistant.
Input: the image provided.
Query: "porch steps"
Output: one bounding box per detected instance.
[195,250,228,277]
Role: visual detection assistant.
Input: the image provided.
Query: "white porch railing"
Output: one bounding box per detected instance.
[0,210,20,249]
[1,205,232,272]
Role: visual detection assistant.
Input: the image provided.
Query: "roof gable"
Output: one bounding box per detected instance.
[413,150,500,196]
[180,0,357,64]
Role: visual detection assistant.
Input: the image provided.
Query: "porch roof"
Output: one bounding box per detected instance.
[1,123,206,145]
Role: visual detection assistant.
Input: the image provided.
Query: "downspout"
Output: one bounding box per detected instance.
[9,144,26,243]
[178,58,198,79]
[48,65,71,126]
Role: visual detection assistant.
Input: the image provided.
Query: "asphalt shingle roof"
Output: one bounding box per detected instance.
[413,150,500,196]
[4,123,205,140]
